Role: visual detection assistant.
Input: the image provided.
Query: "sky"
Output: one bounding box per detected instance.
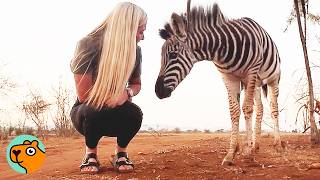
[0,0,319,132]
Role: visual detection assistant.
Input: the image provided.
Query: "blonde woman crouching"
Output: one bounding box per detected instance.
[70,2,147,174]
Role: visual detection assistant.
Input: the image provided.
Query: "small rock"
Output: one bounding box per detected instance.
[138,152,146,155]
[236,168,246,174]
[309,163,320,169]
[282,175,291,179]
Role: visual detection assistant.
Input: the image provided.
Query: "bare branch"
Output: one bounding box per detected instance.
[51,81,76,137]
[295,104,307,124]
[21,89,50,138]
[0,61,16,95]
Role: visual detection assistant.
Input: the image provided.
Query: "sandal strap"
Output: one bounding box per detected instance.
[116,152,128,159]
[86,153,97,159]
[111,152,135,169]
[116,152,134,167]
[80,161,100,169]
[80,153,100,169]
[116,159,134,167]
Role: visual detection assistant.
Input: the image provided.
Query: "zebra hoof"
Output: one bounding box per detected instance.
[221,158,234,166]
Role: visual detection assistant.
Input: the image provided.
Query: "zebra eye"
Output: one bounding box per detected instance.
[168,52,178,59]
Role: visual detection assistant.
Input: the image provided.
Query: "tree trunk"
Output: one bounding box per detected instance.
[294,0,320,144]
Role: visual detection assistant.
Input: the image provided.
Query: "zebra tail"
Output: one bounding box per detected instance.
[240,82,244,92]
[241,82,268,98]
[262,84,268,98]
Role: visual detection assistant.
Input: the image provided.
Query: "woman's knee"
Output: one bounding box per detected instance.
[70,106,85,135]
[79,104,99,120]
[72,104,100,134]
[128,102,143,123]
[121,102,143,130]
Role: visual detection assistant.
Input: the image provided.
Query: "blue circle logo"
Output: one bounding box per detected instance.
[6,134,46,174]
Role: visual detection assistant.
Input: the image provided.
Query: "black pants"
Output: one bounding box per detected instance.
[70,100,143,148]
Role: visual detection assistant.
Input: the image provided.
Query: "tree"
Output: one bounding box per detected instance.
[295,99,320,133]
[285,0,320,32]
[294,0,320,144]
[51,81,76,137]
[22,90,50,138]
[0,61,15,96]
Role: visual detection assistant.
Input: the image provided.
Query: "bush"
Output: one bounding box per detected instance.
[204,129,211,133]
[0,126,9,140]
[173,127,181,133]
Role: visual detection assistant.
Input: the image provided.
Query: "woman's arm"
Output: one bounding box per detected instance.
[111,76,141,107]
[127,76,141,96]
[74,74,140,106]
[74,74,93,103]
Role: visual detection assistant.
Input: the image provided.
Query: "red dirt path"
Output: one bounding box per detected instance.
[1,133,320,179]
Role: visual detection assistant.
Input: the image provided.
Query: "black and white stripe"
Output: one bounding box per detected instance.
[155,3,282,165]
[156,4,280,94]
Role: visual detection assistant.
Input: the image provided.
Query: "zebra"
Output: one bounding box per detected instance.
[155,3,284,165]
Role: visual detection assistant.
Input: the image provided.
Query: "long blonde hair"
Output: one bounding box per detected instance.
[86,2,147,109]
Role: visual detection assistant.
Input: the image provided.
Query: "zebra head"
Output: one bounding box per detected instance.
[155,13,196,99]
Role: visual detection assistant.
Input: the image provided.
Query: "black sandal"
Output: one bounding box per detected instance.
[110,152,134,173]
[80,153,100,174]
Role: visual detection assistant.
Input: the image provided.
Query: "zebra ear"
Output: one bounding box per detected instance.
[171,13,187,41]
[159,29,171,40]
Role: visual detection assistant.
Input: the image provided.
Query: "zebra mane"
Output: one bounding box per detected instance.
[159,3,228,40]
[187,3,228,29]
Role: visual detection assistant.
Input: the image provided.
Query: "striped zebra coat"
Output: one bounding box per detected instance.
[155,4,283,165]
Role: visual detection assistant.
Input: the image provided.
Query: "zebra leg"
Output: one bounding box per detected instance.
[242,74,257,161]
[268,82,284,152]
[221,75,240,166]
[253,87,263,152]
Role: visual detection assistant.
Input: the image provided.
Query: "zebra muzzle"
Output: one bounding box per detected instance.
[155,76,172,99]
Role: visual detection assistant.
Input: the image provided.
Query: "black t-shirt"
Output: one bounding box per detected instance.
[70,34,142,82]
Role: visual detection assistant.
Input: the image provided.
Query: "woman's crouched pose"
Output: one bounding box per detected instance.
[70,2,147,174]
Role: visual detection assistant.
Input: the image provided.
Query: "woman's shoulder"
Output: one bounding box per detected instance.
[77,34,101,51]
[77,36,89,47]
[71,34,102,74]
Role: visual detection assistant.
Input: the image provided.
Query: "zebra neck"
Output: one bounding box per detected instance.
[187,28,223,63]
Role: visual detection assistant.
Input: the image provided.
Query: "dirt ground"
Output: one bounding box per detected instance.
[1,133,320,180]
